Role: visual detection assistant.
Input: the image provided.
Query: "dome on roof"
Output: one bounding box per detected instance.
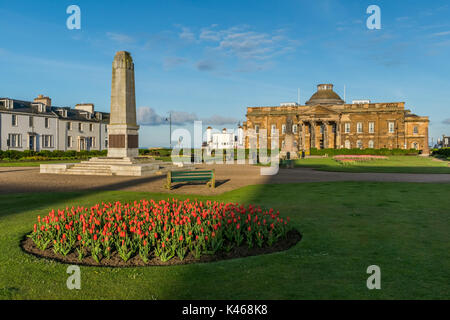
[305,84,344,106]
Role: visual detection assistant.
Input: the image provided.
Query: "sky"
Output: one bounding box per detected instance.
[0,0,449,147]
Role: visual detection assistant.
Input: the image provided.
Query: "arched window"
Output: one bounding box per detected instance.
[345,140,351,149]
[412,142,418,150]
[368,140,374,148]
[357,140,363,149]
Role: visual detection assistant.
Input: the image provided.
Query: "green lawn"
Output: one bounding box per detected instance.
[0,182,449,299]
[0,160,80,167]
[294,156,450,174]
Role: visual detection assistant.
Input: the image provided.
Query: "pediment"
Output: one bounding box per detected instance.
[302,105,338,115]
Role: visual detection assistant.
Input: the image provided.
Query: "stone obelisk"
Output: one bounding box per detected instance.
[107,51,139,159]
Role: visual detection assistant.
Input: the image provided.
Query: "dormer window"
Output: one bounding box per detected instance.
[58,109,68,117]
[1,99,13,109]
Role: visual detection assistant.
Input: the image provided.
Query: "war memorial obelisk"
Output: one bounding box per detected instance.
[107,51,139,159]
[40,51,186,176]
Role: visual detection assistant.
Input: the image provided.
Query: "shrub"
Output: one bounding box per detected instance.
[310,148,419,156]
[0,149,107,161]
[432,148,450,158]
[29,199,292,263]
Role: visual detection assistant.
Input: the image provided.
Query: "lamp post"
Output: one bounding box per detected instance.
[166,112,172,149]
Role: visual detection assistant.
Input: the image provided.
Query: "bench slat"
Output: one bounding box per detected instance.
[172,177,211,182]
[172,170,213,175]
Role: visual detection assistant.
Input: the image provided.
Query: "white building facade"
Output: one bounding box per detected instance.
[204,127,245,150]
[0,95,109,152]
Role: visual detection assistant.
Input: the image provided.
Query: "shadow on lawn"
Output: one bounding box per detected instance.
[295,162,450,174]
[0,173,164,219]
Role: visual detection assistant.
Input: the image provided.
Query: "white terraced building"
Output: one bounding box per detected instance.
[204,127,245,150]
[0,95,109,152]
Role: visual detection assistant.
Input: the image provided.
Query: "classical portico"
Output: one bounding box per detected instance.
[296,105,341,152]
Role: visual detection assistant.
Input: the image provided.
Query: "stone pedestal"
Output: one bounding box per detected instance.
[107,124,139,158]
[281,133,298,159]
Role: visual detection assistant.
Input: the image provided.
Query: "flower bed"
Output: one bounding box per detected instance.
[22,199,300,266]
[334,155,388,164]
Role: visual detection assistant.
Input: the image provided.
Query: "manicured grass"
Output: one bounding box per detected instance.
[0,160,80,167]
[0,182,449,299]
[294,156,450,174]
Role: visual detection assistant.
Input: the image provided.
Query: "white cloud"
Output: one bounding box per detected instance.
[137,107,165,125]
[432,30,450,37]
[137,106,238,126]
[179,27,195,41]
[106,32,135,43]
[202,115,239,126]
[163,57,188,70]
[202,25,297,60]
[178,25,299,62]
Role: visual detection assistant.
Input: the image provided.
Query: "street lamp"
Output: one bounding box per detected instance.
[165,112,172,149]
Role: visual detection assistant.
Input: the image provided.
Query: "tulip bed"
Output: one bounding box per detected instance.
[27,198,293,265]
[334,155,388,164]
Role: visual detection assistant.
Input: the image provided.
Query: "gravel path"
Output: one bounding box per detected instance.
[0,164,449,195]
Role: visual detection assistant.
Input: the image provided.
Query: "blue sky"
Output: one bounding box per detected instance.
[1,0,449,147]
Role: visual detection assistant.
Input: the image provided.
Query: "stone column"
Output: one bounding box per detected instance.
[323,121,329,149]
[336,121,341,149]
[300,122,304,150]
[108,51,140,159]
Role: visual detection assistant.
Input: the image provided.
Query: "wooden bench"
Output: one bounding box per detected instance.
[165,169,215,190]
[280,159,294,168]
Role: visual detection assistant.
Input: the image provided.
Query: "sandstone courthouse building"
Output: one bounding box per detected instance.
[243,84,429,155]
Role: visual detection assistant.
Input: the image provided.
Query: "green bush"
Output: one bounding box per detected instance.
[0,150,107,161]
[432,148,450,158]
[310,148,420,156]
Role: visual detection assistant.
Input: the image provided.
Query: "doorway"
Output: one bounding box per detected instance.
[28,135,36,151]
[78,138,85,151]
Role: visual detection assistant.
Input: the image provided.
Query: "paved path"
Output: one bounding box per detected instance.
[0,165,449,195]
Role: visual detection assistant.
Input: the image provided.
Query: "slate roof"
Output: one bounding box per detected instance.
[0,98,110,123]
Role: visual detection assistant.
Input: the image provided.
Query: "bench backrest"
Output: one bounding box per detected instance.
[171,170,213,177]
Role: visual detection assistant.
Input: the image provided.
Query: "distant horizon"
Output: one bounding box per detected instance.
[1,0,449,146]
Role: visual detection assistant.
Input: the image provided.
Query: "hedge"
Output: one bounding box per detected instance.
[0,149,107,161]
[309,148,420,156]
[431,148,450,158]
